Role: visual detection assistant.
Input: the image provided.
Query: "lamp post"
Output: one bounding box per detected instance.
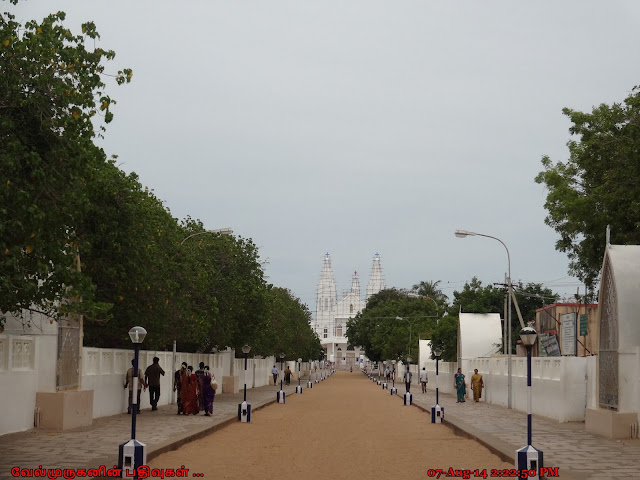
[238,345,252,422]
[180,228,233,245]
[307,359,313,389]
[455,229,513,409]
[277,352,285,404]
[431,346,444,423]
[119,326,147,477]
[396,316,413,357]
[296,358,303,394]
[382,361,388,390]
[404,355,413,406]
[517,327,543,478]
[390,360,397,395]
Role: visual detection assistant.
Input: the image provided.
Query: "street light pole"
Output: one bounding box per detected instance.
[404,355,413,406]
[390,360,397,395]
[296,358,303,394]
[455,229,513,409]
[238,345,252,422]
[180,228,233,245]
[396,316,412,357]
[517,327,543,477]
[431,346,444,423]
[277,352,285,404]
[119,326,148,477]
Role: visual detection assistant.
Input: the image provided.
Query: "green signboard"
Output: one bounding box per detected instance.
[579,314,588,336]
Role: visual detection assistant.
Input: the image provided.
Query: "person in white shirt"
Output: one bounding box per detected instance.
[271,365,279,386]
[420,367,428,393]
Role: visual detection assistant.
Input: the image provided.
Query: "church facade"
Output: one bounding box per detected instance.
[313,253,386,369]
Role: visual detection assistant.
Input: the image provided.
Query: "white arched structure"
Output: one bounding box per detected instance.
[587,244,640,438]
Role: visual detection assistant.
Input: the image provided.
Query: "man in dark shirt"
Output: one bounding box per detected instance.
[144,357,165,411]
[174,362,187,414]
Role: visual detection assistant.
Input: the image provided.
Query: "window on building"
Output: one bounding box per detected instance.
[323,328,328,339]
[336,324,342,337]
[350,304,354,313]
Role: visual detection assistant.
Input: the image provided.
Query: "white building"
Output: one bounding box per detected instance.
[313,253,386,369]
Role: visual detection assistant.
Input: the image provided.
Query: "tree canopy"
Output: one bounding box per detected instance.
[1,7,131,326]
[535,87,640,290]
[0,6,320,358]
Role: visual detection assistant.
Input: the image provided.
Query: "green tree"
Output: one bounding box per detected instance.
[447,277,559,354]
[535,87,640,289]
[346,289,439,362]
[429,315,458,362]
[0,7,131,327]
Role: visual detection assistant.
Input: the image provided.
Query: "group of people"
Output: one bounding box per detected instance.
[124,356,166,414]
[397,365,484,402]
[174,362,217,416]
[270,365,293,385]
[454,367,484,403]
[124,358,218,416]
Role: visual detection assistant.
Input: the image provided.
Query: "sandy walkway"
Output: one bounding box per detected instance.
[149,371,511,479]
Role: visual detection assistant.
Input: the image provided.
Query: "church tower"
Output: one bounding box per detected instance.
[366,252,386,300]
[314,253,337,336]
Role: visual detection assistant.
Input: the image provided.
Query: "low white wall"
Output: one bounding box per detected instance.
[1,333,58,435]
[422,356,590,422]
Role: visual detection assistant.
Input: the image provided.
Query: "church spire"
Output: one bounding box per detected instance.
[315,252,337,326]
[350,271,361,297]
[366,252,386,300]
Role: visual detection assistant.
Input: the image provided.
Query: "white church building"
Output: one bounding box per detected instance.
[313,253,386,369]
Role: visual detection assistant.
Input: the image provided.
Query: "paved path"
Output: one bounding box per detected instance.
[2,372,640,479]
[396,377,640,480]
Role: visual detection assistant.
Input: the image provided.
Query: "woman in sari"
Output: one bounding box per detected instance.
[201,366,216,416]
[181,366,199,415]
[454,367,466,403]
[471,369,484,402]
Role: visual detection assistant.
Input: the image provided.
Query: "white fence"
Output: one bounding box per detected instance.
[413,355,593,422]
[0,334,316,436]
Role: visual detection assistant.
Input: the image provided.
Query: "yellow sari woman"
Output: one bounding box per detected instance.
[471,369,483,402]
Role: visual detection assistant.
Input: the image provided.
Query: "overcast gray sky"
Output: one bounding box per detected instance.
[17,1,640,312]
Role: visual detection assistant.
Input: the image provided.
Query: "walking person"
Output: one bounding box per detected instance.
[174,362,187,414]
[385,366,391,382]
[201,366,216,416]
[195,362,206,414]
[454,367,466,403]
[420,367,428,393]
[403,368,412,392]
[144,357,165,411]
[181,366,199,415]
[471,369,484,402]
[124,359,147,414]
[284,365,292,385]
[271,365,279,385]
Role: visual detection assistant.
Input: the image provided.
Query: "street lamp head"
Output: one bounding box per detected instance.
[391,360,396,365]
[519,327,538,347]
[242,344,251,354]
[383,361,387,366]
[297,358,302,363]
[279,352,285,359]
[433,347,442,358]
[406,355,413,364]
[454,229,476,238]
[128,326,147,344]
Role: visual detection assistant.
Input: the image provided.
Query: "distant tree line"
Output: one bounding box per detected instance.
[346,279,558,362]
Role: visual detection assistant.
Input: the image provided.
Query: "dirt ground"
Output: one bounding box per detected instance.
[149,372,512,479]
